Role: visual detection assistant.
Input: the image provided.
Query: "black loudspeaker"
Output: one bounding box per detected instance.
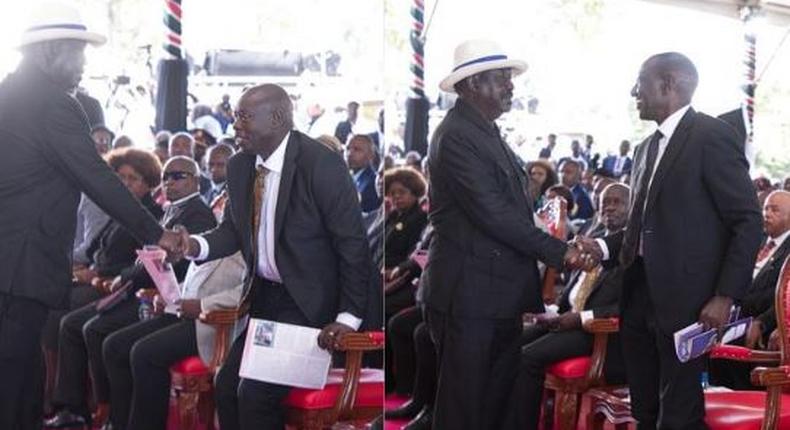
[154,58,189,133]
[404,97,429,157]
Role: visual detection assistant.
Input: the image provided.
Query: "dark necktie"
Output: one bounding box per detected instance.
[621,130,662,266]
[252,166,268,258]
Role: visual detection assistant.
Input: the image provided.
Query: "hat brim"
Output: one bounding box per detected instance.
[18,29,106,48]
[439,59,527,93]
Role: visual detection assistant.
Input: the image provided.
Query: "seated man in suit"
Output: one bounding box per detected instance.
[45,156,216,429]
[710,189,790,389]
[346,134,382,213]
[204,143,235,220]
[103,252,245,430]
[601,140,632,179]
[508,183,630,429]
[176,84,371,430]
[558,159,594,221]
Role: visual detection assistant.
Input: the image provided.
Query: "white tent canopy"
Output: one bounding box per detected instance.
[638,0,790,25]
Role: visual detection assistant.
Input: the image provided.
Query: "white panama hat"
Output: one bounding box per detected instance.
[439,40,527,93]
[18,2,106,48]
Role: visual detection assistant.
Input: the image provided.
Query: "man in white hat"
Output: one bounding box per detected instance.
[422,40,584,429]
[0,3,182,427]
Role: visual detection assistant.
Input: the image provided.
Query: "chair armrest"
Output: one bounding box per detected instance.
[199,308,242,371]
[582,318,619,385]
[751,365,790,387]
[710,345,781,364]
[583,317,619,334]
[331,331,385,421]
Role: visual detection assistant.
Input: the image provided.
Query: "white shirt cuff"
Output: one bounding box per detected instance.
[188,235,209,261]
[580,310,595,325]
[336,312,362,331]
[595,238,610,261]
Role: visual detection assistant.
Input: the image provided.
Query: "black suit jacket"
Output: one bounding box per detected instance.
[604,108,762,333]
[740,237,790,334]
[384,205,427,269]
[0,61,163,308]
[424,99,567,319]
[123,194,218,289]
[201,131,370,327]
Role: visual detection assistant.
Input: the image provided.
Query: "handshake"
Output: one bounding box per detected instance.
[562,236,604,271]
[156,225,198,262]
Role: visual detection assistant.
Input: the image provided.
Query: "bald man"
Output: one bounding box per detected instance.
[177,84,371,430]
[579,52,762,428]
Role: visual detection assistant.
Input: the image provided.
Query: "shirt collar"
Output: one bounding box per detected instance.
[657,104,691,141]
[255,131,290,174]
[770,229,790,248]
[169,192,201,207]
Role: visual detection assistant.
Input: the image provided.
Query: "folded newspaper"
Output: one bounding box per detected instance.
[674,306,752,363]
[136,246,181,305]
[239,318,332,389]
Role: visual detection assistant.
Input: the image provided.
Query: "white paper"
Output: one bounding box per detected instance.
[136,247,181,305]
[239,319,332,389]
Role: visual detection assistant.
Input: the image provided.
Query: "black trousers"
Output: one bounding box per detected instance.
[215,278,311,430]
[425,307,522,430]
[387,305,422,395]
[411,321,437,408]
[505,325,593,429]
[103,313,179,429]
[621,259,708,430]
[0,293,49,430]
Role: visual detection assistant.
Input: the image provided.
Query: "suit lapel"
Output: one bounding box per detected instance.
[274,132,300,241]
[645,108,695,215]
[754,239,790,282]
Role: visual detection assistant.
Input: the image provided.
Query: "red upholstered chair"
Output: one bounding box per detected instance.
[284,331,385,430]
[541,317,621,430]
[169,308,240,430]
[587,256,790,430]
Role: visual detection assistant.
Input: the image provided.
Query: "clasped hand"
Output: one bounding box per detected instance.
[563,236,603,271]
[157,225,194,262]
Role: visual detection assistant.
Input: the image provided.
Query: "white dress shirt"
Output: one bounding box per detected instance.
[567,272,595,323]
[191,132,361,330]
[596,105,692,261]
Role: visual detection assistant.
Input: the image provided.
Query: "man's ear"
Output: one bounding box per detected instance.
[660,73,674,96]
[270,108,284,128]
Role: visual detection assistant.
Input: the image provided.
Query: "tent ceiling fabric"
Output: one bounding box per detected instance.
[638,0,790,25]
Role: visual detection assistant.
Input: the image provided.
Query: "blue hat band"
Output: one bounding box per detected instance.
[452,54,508,72]
[26,23,87,32]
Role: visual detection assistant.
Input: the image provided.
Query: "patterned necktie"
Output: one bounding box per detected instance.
[621,130,662,266]
[572,266,602,312]
[252,166,269,254]
[756,240,776,263]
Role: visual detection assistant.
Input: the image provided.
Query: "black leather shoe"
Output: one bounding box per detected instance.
[403,405,433,430]
[384,399,423,419]
[43,410,87,428]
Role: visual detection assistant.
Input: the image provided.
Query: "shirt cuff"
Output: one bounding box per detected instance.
[580,310,595,325]
[188,235,209,261]
[595,238,610,261]
[336,312,362,331]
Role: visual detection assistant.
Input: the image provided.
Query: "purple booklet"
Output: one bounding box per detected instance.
[674,306,752,362]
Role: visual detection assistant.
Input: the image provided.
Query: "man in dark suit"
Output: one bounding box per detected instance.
[508,183,630,429]
[176,84,371,430]
[710,190,790,389]
[346,134,382,213]
[601,140,633,178]
[0,5,180,428]
[424,40,582,430]
[335,101,359,145]
[578,52,763,429]
[46,156,217,429]
[559,159,595,220]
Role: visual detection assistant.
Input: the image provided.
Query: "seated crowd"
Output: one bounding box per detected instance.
[383,133,790,429]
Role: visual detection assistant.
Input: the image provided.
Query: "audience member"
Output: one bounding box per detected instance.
[508,183,630,429]
[558,159,594,220]
[168,132,195,159]
[601,139,633,178]
[91,125,115,155]
[346,134,382,213]
[538,133,556,159]
[215,94,235,133]
[204,143,235,220]
[526,159,559,210]
[404,151,423,172]
[335,101,359,145]
[559,139,588,171]
[153,130,172,164]
[316,134,343,153]
[112,135,133,149]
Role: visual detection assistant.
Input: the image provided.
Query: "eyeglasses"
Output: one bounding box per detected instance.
[162,171,194,182]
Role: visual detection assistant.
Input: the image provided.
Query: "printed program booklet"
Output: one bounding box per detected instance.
[674,306,752,363]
